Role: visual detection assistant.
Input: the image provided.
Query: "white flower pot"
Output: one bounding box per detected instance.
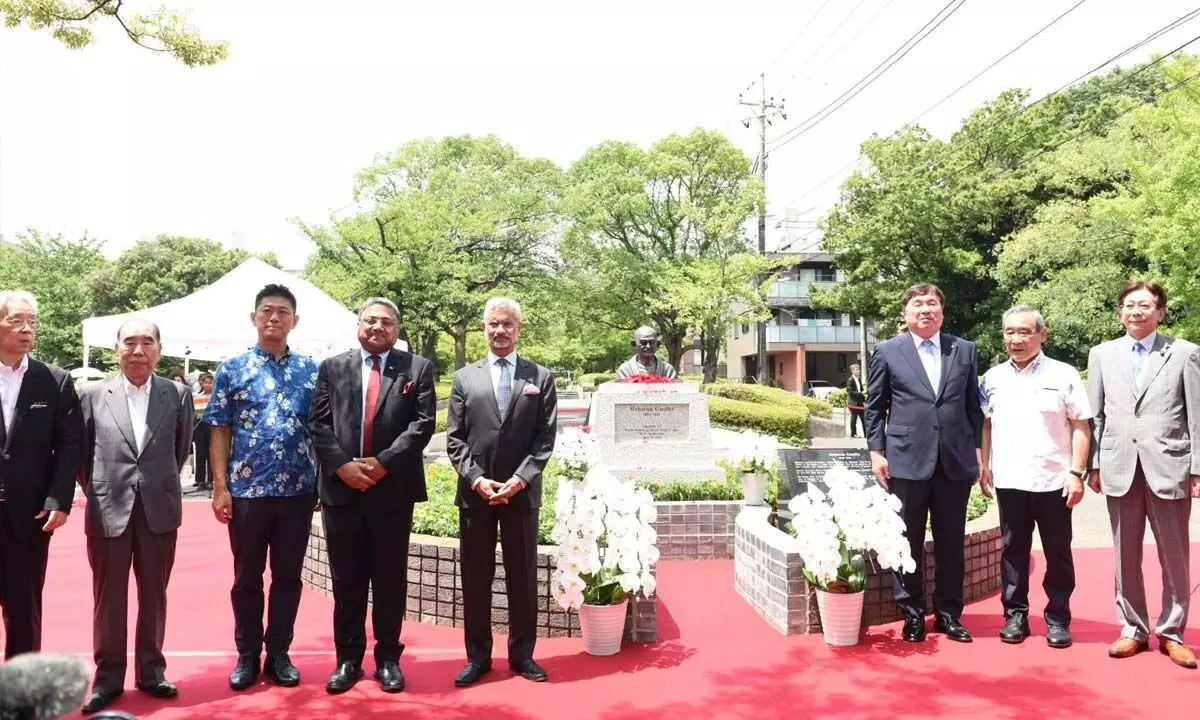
[742,473,768,506]
[579,600,628,656]
[815,589,865,646]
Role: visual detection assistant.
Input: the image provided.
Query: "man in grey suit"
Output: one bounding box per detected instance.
[1087,280,1200,669]
[447,297,557,687]
[78,320,194,714]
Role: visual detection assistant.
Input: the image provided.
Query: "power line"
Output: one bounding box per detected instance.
[766,0,971,153]
[778,4,1199,211]
[748,0,835,93]
[808,0,899,79]
[779,0,872,91]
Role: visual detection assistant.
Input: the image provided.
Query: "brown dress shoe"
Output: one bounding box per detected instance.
[1160,640,1198,669]
[1108,637,1149,658]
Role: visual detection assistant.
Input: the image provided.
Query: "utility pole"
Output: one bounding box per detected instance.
[740,74,786,385]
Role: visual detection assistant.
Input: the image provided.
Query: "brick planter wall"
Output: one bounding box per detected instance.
[653,501,741,560]
[302,515,657,643]
[734,505,1002,636]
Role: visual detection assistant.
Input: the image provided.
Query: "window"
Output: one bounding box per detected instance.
[815,267,837,283]
[741,323,750,333]
[837,353,848,372]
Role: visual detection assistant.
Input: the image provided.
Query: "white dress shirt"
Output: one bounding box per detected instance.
[980,353,1093,492]
[0,355,29,436]
[360,348,391,444]
[1124,331,1158,390]
[910,331,942,393]
[125,375,153,453]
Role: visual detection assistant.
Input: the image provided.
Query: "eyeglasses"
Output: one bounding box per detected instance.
[2,315,37,329]
[1121,303,1158,311]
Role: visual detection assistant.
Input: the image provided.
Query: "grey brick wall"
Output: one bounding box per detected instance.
[652,501,741,559]
[302,515,658,643]
[734,507,1002,636]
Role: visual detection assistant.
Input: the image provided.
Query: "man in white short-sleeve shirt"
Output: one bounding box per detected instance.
[980,305,1092,649]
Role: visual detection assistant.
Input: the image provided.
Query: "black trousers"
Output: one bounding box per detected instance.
[849,408,865,437]
[459,504,539,667]
[192,422,212,488]
[322,501,413,665]
[88,496,176,691]
[997,487,1075,627]
[891,462,972,620]
[0,504,51,659]
[228,495,313,658]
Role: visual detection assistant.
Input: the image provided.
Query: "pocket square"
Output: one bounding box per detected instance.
[521,385,541,396]
[403,381,416,395]
[30,402,48,409]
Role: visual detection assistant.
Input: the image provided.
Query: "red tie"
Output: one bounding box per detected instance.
[362,355,381,455]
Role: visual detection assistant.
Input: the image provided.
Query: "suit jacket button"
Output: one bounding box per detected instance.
[1,453,8,460]
[932,425,940,430]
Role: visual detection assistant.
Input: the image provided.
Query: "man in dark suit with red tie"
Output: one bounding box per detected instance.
[309,297,436,695]
[0,290,82,660]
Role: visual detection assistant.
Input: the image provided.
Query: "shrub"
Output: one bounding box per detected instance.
[797,396,834,418]
[435,408,448,433]
[707,395,809,443]
[827,388,849,408]
[703,382,805,409]
[579,372,617,389]
[637,477,744,502]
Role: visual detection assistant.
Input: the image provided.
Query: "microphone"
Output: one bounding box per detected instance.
[0,653,89,720]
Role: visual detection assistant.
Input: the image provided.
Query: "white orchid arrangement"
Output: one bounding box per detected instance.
[788,464,916,593]
[550,464,660,609]
[730,429,780,475]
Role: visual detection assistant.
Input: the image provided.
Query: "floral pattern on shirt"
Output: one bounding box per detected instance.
[203,347,319,498]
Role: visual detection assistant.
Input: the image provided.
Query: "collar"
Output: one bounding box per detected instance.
[1125,331,1158,351]
[360,347,391,366]
[123,374,153,396]
[487,351,518,368]
[910,331,941,352]
[253,345,291,364]
[0,354,29,378]
[635,355,660,368]
[1008,352,1045,374]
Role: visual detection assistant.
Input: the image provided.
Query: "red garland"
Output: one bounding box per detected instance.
[614,374,678,384]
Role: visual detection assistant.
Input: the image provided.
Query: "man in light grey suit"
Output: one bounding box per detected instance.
[78,320,194,714]
[1087,281,1200,670]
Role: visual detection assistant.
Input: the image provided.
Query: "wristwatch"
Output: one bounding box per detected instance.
[1069,469,1085,479]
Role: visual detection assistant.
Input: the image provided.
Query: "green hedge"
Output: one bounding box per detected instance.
[707,395,809,443]
[703,382,833,418]
[797,396,834,418]
[827,388,849,408]
[435,408,448,434]
[579,372,617,389]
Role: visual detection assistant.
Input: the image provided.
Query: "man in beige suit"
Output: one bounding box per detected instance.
[1087,281,1200,670]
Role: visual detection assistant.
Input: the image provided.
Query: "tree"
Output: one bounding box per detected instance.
[304,135,562,370]
[561,129,761,369]
[0,0,227,65]
[86,235,275,316]
[0,230,108,365]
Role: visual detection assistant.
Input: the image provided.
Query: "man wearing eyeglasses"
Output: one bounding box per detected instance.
[309,297,436,694]
[0,290,82,659]
[1086,281,1200,670]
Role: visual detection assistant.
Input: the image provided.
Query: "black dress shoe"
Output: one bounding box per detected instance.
[454,662,492,687]
[134,680,178,698]
[374,660,405,693]
[512,659,548,682]
[229,653,260,690]
[902,617,926,642]
[933,615,973,643]
[999,614,1031,644]
[325,662,363,694]
[1046,625,1073,649]
[265,653,300,687]
[82,689,123,715]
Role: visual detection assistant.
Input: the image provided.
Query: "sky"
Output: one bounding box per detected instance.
[1,0,1197,270]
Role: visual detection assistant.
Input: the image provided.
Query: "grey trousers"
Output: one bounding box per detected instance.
[1106,467,1191,643]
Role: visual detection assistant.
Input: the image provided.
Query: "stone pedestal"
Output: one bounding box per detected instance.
[590,382,723,482]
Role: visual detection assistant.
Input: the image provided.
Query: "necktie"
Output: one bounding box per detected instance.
[920,339,939,393]
[362,355,381,455]
[1132,342,1146,391]
[496,357,512,418]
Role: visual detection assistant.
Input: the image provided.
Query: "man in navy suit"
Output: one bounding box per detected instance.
[865,283,984,643]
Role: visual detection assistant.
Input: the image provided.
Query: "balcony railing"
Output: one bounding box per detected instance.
[767,325,862,344]
[766,279,838,302]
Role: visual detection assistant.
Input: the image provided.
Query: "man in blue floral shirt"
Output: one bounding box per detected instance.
[204,284,320,692]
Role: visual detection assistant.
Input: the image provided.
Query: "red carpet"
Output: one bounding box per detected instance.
[40,502,1200,719]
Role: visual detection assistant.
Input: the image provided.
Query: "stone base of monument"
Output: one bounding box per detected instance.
[589,382,724,482]
[733,505,1002,636]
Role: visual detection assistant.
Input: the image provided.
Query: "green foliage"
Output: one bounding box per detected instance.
[638,477,745,502]
[0,0,228,66]
[966,485,991,523]
[797,396,834,419]
[435,409,448,434]
[578,372,616,389]
[0,231,105,366]
[827,388,849,408]
[706,395,809,443]
[86,235,270,317]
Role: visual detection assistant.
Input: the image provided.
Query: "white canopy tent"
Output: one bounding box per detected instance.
[81,258,367,367]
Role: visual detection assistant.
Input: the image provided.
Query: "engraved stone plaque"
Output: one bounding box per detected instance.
[613,403,689,443]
